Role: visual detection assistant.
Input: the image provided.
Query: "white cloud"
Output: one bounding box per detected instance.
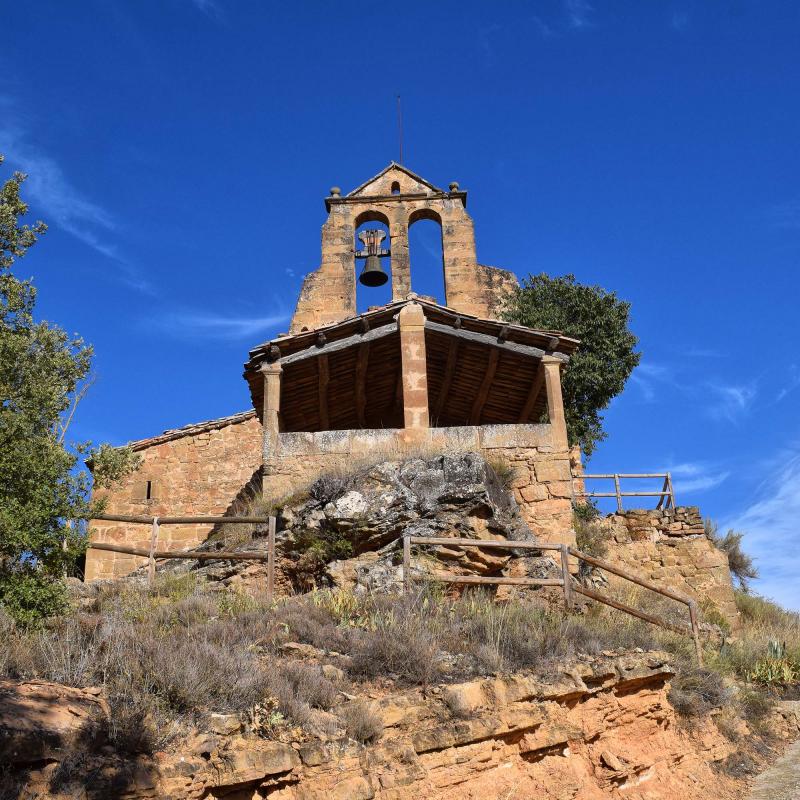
[659,461,730,495]
[0,117,153,293]
[190,0,224,21]
[704,381,756,423]
[629,362,757,425]
[153,309,291,340]
[565,0,593,29]
[629,361,673,402]
[670,12,689,31]
[721,446,800,611]
[775,365,800,403]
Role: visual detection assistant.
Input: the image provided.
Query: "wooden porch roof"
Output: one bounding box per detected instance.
[243,297,579,432]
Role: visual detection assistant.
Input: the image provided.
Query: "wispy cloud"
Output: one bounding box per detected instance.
[532,15,555,37]
[670,11,689,31]
[722,445,800,610]
[629,361,672,402]
[190,0,225,22]
[659,461,730,495]
[630,361,756,422]
[565,0,594,29]
[0,112,153,293]
[152,309,291,341]
[776,365,800,403]
[705,381,757,423]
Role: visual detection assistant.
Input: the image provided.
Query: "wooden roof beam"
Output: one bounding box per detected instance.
[318,354,329,430]
[433,338,459,423]
[469,349,499,425]
[279,322,397,366]
[424,320,557,361]
[355,341,369,427]
[518,363,544,423]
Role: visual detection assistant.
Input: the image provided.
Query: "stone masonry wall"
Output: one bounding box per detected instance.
[598,507,739,625]
[265,424,575,547]
[85,414,263,581]
[290,165,518,332]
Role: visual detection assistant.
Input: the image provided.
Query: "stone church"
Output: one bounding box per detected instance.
[85,163,584,580]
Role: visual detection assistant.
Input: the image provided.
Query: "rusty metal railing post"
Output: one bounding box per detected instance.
[267,516,276,604]
[147,516,159,588]
[402,533,410,594]
[560,543,573,610]
[688,600,703,666]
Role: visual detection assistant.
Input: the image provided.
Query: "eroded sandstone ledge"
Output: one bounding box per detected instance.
[3,651,798,799]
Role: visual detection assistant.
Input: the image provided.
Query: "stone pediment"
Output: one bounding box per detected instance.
[346,162,445,197]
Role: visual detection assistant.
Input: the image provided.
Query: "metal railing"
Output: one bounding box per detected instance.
[573,472,675,511]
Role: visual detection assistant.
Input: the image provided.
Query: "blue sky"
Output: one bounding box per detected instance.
[2,1,799,608]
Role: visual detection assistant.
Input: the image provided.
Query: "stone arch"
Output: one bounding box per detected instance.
[408,208,446,304]
[354,209,392,311]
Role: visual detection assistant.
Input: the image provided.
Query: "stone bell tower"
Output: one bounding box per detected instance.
[289,163,518,333]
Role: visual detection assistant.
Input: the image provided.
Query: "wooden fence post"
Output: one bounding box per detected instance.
[402,534,410,594]
[147,517,159,588]
[666,472,675,510]
[613,474,623,513]
[267,516,276,604]
[560,544,573,610]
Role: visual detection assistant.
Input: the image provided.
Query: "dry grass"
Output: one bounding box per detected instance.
[339,701,383,744]
[2,575,797,754]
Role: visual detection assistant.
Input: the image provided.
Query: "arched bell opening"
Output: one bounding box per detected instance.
[354,210,391,312]
[408,208,445,305]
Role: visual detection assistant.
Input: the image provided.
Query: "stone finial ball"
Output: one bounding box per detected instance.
[330,186,341,196]
[449,181,460,192]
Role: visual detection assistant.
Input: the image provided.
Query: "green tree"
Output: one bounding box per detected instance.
[504,273,640,457]
[0,155,97,623]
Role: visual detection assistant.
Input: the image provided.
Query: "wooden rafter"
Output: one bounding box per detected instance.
[469,349,499,425]
[280,322,397,366]
[517,363,544,423]
[355,341,370,427]
[433,338,459,423]
[424,320,550,361]
[317,355,329,430]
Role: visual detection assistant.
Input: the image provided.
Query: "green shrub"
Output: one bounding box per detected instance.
[0,569,68,627]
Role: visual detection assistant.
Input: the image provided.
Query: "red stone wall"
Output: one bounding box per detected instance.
[85,415,263,581]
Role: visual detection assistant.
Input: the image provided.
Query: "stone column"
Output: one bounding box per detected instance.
[440,205,479,313]
[542,356,568,451]
[260,361,283,461]
[389,216,411,301]
[398,302,429,430]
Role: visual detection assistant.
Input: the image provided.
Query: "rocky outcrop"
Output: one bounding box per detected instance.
[4,654,798,799]
[120,453,556,597]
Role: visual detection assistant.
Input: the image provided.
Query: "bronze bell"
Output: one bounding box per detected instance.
[359,254,388,287]
[357,228,390,287]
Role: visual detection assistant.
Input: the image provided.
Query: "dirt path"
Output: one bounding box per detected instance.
[749,738,800,800]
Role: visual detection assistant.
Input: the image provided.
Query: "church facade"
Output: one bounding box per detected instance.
[86,164,580,580]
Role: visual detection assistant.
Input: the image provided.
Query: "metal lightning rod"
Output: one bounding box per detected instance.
[396,95,404,165]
